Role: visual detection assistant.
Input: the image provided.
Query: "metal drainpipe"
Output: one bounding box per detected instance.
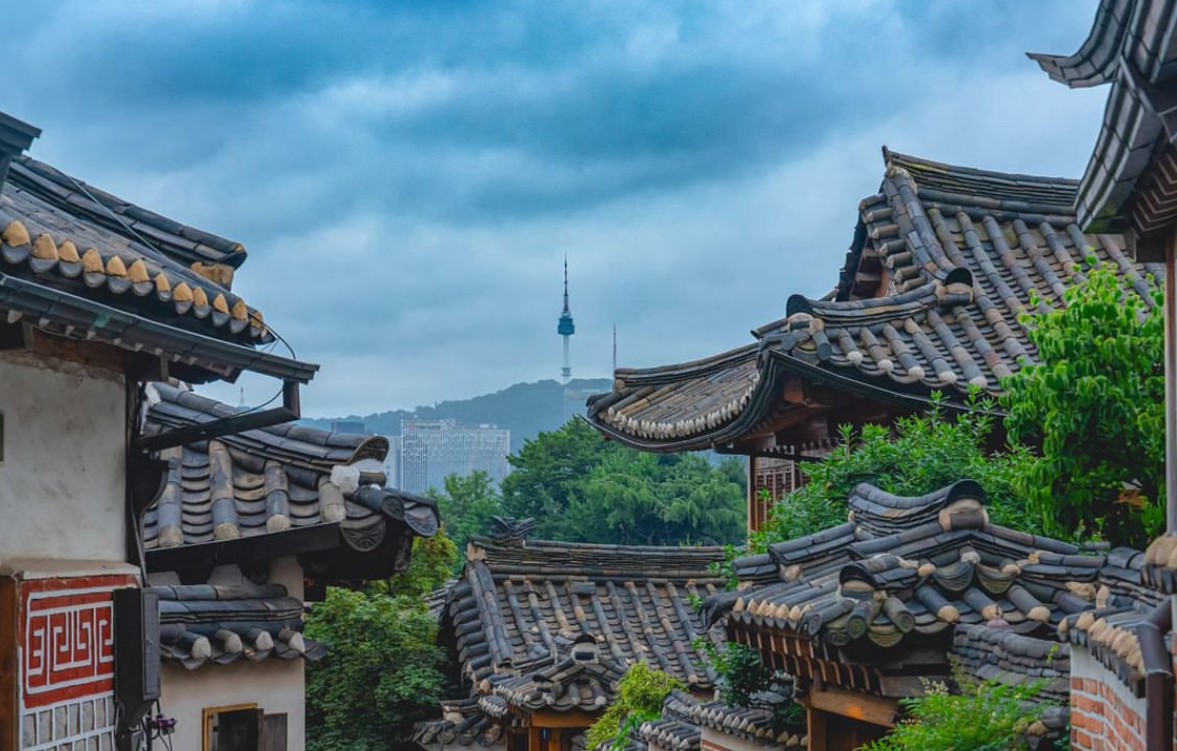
[1141,600,1173,751]
[1166,235,1177,536]
[1167,235,1177,751]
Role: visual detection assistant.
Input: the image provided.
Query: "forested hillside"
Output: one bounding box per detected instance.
[303,378,612,452]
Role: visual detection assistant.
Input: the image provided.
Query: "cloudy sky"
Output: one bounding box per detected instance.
[6,0,1107,417]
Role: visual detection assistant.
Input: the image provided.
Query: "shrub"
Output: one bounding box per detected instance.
[866,679,1057,751]
[1002,263,1164,547]
[585,662,683,750]
[751,396,1037,553]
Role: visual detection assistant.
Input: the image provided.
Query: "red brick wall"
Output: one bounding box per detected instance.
[1070,667,1146,751]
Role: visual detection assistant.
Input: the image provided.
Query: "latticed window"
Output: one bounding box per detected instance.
[748,440,836,532]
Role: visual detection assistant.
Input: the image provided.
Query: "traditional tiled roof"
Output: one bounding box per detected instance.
[587,151,1162,452]
[711,480,1148,695]
[413,698,507,748]
[1142,534,1177,593]
[1030,0,1177,238]
[151,580,326,670]
[1056,554,1171,698]
[423,535,726,746]
[611,689,807,751]
[141,383,439,578]
[490,635,627,714]
[949,624,1069,743]
[0,128,315,381]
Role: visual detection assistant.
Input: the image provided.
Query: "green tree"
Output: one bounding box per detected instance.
[501,419,610,534]
[430,471,504,549]
[1002,264,1164,547]
[305,588,447,750]
[390,530,460,598]
[752,398,1036,552]
[585,662,683,750]
[566,452,745,545]
[502,420,746,546]
[305,529,457,750]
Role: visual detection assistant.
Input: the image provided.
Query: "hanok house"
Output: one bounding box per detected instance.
[415,521,726,751]
[699,479,1157,751]
[0,110,320,750]
[1030,2,1177,748]
[138,382,439,751]
[586,149,1162,531]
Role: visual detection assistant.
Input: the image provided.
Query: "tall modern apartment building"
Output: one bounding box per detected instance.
[399,419,511,494]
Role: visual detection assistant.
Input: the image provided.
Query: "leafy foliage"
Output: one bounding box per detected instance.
[390,531,460,598]
[305,529,457,750]
[865,679,1057,751]
[429,471,504,550]
[694,639,770,707]
[1002,264,1164,547]
[693,639,804,730]
[501,420,746,546]
[585,662,683,750]
[305,588,448,750]
[751,397,1036,552]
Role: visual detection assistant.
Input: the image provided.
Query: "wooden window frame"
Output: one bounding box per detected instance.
[202,703,258,751]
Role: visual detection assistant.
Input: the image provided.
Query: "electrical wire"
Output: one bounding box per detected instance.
[55,165,303,415]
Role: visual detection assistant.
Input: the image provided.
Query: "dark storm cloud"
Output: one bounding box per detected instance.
[0,0,1108,413]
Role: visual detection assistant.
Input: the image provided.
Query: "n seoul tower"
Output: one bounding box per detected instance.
[557,256,575,384]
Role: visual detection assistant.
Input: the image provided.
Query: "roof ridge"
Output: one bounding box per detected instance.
[609,343,757,385]
[146,382,385,464]
[11,155,248,269]
[882,147,1080,188]
[471,535,727,556]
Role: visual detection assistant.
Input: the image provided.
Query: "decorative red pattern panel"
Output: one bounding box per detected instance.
[19,575,136,709]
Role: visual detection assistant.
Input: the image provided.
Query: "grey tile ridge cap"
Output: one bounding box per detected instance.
[11,154,247,267]
[146,382,386,464]
[469,535,727,557]
[761,283,941,335]
[610,342,758,384]
[883,148,1081,188]
[883,149,1079,232]
[848,479,983,514]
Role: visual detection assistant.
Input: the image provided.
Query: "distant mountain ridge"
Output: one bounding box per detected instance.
[302,378,613,453]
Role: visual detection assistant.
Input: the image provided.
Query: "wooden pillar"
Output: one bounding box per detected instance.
[807,707,826,751]
[747,455,758,533]
[529,725,541,751]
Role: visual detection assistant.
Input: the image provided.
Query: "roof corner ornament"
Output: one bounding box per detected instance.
[491,516,537,547]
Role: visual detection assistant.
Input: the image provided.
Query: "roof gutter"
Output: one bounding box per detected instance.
[0,272,317,382]
[1140,598,1173,751]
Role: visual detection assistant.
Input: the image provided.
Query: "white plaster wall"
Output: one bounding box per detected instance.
[0,352,126,564]
[270,556,305,600]
[159,659,306,751]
